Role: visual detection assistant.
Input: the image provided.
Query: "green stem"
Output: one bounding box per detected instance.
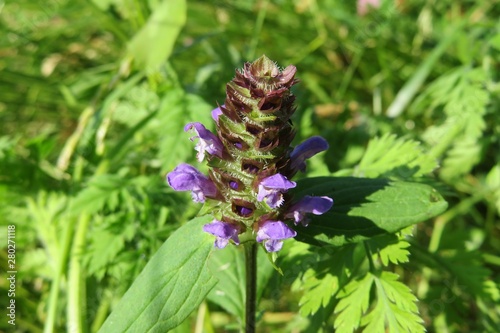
[244,243,257,333]
[67,214,91,333]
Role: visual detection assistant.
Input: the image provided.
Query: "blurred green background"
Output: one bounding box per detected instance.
[0,0,499,332]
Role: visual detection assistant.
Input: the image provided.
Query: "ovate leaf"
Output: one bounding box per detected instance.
[293,177,447,247]
[98,215,217,333]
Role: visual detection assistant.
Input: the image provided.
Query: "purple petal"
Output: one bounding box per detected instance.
[257,174,296,208]
[212,106,223,123]
[256,220,297,252]
[184,122,224,162]
[290,136,329,173]
[229,181,239,190]
[260,174,296,190]
[166,163,217,202]
[285,196,333,226]
[203,220,240,248]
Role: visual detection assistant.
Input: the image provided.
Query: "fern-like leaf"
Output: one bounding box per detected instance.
[334,273,374,333]
[353,133,437,179]
[362,272,425,333]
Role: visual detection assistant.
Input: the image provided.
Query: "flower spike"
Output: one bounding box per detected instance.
[166,55,332,253]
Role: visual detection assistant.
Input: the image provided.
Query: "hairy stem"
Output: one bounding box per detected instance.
[245,242,257,333]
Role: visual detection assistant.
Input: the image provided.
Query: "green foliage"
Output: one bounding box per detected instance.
[334,273,374,333]
[98,216,217,333]
[293,178,447,247]
[334,271,424,333]
[126,0,187,71]
[351,133,437,179]
[1,0,499,332]
[207,244,274,325]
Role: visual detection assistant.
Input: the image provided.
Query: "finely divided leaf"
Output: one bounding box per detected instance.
[298,245,354,316]
[354,134,437,179]
[361,272,425,333]
[367,234,411,266]
[335,272,424,333]
[299,271,338,316]
[293,177,447,247]
[98,215,217,333]
[334,273,374,333]
[70,174,129,216]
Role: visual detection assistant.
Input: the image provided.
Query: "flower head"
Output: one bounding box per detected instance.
[203,220,241,248]
[167,163,217,202]
[289,136,329,174]
[166,56,332,253]
[256,220,297,252]
[184,122,224,162]
[257,174,296,208]
[285,195,333,226]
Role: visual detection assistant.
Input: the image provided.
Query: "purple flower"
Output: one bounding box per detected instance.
[184,122,224,162]
[290,136,329,173]
[257,174,296,208]
[203,220,241,248]
[212,106,223,123]
[285,195,333,226]
[256,220,297,252]
[167,163,217,202]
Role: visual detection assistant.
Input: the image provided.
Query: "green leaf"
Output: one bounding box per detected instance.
[70,174,129,216]
[127,0,187,70]
[207,245,274,322]
[486,165,500,215]
[354,134,437,179]
[98,215,217,333]
[366,234,411,266]
[334,273,374,333]
[361,272,425,333]
[207,245,246,320]
[440,250,497,300]
[335,272,424,333]
[297,245,354,316]
[156,90,214,173]
[292,177,447,247]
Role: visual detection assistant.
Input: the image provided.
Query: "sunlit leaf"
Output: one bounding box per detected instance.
[98,215,217,333]
[292,177,447,247]
[127,0,187,70]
